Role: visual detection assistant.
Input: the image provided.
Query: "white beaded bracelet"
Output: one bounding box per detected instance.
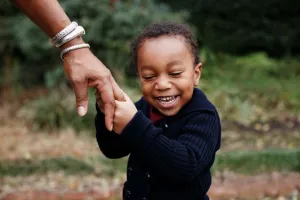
[60,43,90,61]
[55,26,86,48]
[50,22,78,46]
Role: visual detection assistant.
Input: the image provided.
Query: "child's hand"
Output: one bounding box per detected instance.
[113,91,137,134]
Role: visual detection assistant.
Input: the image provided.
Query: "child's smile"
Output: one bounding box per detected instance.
[155,95,179,109]
[137,35,202,116]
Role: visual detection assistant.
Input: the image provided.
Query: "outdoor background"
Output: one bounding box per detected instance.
[0,0,300,199]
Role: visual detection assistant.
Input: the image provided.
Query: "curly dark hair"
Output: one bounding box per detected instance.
[131,22,200,70]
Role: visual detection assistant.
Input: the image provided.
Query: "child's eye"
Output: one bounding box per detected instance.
[170,72,182,76]
[143,75,155,80]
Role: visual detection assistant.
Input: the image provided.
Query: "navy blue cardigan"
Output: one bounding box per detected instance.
[95,88,221,200]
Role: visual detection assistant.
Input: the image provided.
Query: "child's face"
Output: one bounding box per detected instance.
[137,35,202,116]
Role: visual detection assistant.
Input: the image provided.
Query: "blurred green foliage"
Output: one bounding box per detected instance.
[158,0,300,57]
[17,52,300,131]
[1,0,299,131]
[0,0,187,89]
[16,86,98,132]
[61,0,187,71]
[199,52,300,126]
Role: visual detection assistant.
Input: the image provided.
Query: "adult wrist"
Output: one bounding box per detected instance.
[60,43,90,60]
[61,44,91,62]
[49,21,91,60]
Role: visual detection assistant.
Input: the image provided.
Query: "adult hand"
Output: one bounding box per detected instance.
[10,0,125,130]
[95,89,137,133]
[64,47,124,131]
[112,91,137,134]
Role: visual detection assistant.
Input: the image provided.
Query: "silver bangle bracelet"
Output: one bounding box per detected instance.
[50,22,78,46]
[60,43,90,61]
[55,26,86,48]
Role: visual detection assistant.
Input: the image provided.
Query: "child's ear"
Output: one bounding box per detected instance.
[193,63,202,86]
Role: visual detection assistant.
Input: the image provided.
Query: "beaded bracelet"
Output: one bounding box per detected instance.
[60,43,90,61]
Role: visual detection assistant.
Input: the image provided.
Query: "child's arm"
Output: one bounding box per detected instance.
[119,110,220,184]
[94,91,131,159]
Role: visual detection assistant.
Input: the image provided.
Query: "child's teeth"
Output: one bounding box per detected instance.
[158,96,176,103]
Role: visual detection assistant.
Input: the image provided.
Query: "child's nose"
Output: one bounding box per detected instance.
[155,77,172,90]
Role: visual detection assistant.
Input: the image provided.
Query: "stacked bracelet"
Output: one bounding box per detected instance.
[60,43,90,61]
[50,21,90,61]
[55,26,85,48]
[50,22,78,46]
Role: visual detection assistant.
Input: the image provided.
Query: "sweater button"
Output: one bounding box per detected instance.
[165,124,168,128]
[126,190,131,197]
[146,172,150,178]
[128,167,132,176]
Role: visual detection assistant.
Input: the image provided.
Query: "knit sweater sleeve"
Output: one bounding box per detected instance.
[120,110,220,183]
[95,104,130,159]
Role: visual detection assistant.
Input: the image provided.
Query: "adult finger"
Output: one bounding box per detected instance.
[110,76,125,101]
[95,90,102,100]
[96,80,115,131]
[95,90,104,103]
[122,91,131,102]
[96,100,105,113]
[71,79,88,116]
[95,90,102,106]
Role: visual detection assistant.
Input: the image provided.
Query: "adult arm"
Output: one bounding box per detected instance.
[10,0,124,130]
[10,0,71,37]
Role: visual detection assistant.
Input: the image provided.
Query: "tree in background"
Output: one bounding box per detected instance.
[0,2,24,99]
[158,0,300,58]
[0,0,187,94]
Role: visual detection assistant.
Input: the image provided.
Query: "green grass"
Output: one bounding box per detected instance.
[212,148,300,174]
[1,149,300,176]
[0,157,94,176]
